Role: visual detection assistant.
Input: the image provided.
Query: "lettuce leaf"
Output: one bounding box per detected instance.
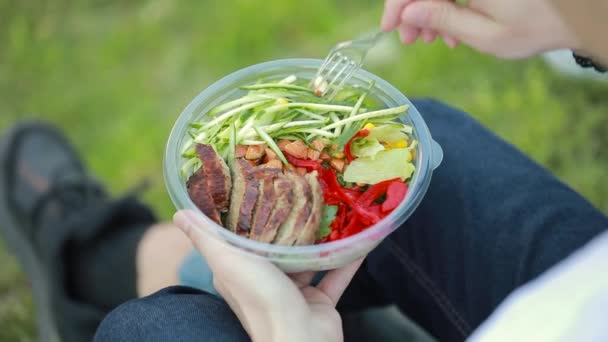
[368,124,412,143]
[352,138,385,158]
[343,148,415,184]
[317,205,338,240]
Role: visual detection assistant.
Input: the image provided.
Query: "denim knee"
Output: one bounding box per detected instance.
[94,286,248,342]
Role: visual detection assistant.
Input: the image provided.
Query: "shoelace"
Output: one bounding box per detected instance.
[29,167,106,228]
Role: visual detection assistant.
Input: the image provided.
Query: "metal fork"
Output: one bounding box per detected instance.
[311,30,388,99]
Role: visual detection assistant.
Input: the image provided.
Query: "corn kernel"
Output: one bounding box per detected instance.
[333,151,345,159]
[363,123,375,130]
[275,98,289,105]
[392,140,408,149]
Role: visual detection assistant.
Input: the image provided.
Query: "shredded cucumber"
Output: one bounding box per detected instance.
[182,75,414,177]
[322,105,410,131]
[254,125,289,166]
[241,83,314,94]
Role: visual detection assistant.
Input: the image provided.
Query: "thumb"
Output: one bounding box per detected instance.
[401,1,503,51]
[173,209,286,283]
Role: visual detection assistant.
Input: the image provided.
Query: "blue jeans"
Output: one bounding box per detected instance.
[94,100,608,342]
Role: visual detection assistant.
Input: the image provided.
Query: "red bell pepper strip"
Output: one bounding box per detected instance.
[328,230,341,242]
[356,178,401,207]
[367,204,386,219]
[285,153,321,171]
[341,188,362,202]
[382,182,408,213]
[321,167,380,224]
[342,214,366,238]
[344,129,370,162]
[323,196,341,206]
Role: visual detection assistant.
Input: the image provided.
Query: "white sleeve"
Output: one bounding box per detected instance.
[468,231,608,342]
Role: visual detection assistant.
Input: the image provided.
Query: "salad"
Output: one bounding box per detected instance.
[181,75,416,245]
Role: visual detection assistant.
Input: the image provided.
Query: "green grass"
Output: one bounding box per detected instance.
[1,0,608,340]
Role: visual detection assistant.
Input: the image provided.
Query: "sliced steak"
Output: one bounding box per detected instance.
[254,174,294,243]
[187,167,221,224]
[249,169,281,240]
[273,172,313,246]
[226,159,259,235]
[295,171,323,245]
[195,144,231,213]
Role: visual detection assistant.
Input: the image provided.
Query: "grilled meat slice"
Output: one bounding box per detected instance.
[226,159,259,235]
[253,174,294,243]
[186,167,222,224]
[295,171,323,245]
[273,172,313,246]
[195,144,231,213]
[249,169,281,240]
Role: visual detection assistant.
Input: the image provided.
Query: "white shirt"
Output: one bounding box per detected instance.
[469,230,608,341]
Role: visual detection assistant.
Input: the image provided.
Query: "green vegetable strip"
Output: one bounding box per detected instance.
[329,112,342,137]
[317,205,338,240]
[236,115,279,141]
[181,139,194,154]
[278,75,297,84]
[343,87,370,132]
[298,128,336,138]
[276,134,303,141]
[253,125,289,166]
[296,109,326,121]
[322,105,410,131]
[334,121,364,150]
[241,139,266,145]
[264,102,356,114]
[181,149,196,158]
[255,122,287,134]
[181,158,200,179]
[208,95,268,116]
[283,120,326,128]
[194,131,208,143]
[240,83,314,94]
[228,121,237,161]
[203,100,271,130]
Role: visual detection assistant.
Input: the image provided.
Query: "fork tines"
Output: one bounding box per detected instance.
[312,52,359,99]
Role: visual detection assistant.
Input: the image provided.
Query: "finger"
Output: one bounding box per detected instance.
[288,271,317,289]
[420,0,451,43]
[174,210,282,281]
[316,258,364,305]
[398,24,420,44]
[421,28,437,43]
[400,0,503,49]
[174,210,225,263]
[382,0,412,31]
[441,33,458,48]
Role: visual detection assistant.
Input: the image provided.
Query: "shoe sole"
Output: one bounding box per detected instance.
[0,123,62,342]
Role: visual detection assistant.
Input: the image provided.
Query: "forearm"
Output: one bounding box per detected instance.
[551,0,608,65]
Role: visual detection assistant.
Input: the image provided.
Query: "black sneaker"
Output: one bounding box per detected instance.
[0,122,108,342]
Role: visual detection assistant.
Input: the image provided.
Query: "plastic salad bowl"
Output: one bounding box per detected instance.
[164,59,443,272]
